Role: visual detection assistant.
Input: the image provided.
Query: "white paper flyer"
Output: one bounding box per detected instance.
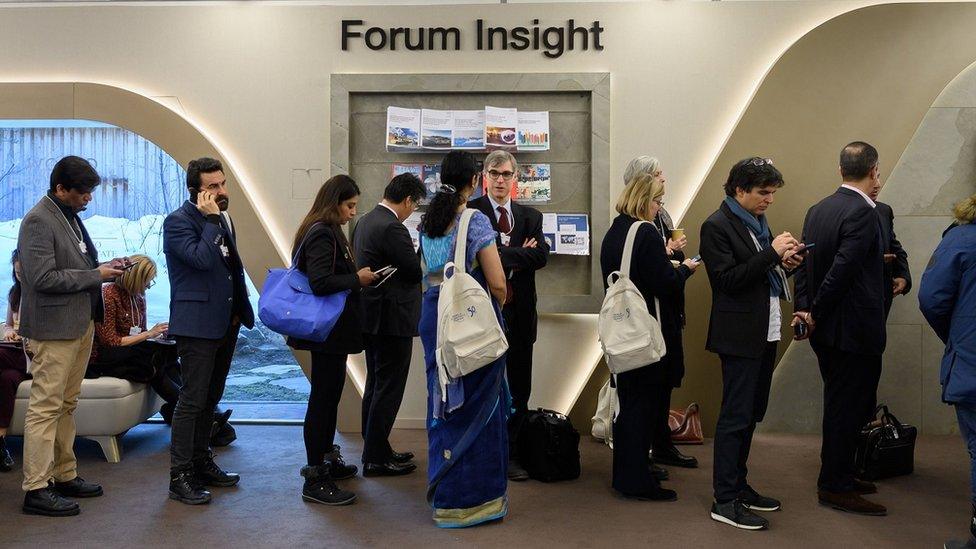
[516,163,551,203]
[452,110,486,149]
[386,106,421,151]
[421,109,453,150]
[484,106,518,151]
[517,111,550,151]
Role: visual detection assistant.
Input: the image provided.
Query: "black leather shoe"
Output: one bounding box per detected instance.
[622,487,678,502]
[649,461,670,482]
[0,436,13,472]
[23,487,80,516]
[53,477,103,498]
[325,445,358,480]
[653,446,699,468]
[194,455,240,487]
[508,459,530,481]
[301,464,356,506]
[169,470,211,505]
[391,451,415,464]
[363,461,417,477]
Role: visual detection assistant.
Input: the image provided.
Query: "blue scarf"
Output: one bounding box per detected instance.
[724,196,784,298]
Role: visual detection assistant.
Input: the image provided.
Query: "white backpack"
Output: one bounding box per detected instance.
[591,378,618,447]
[598,220,666,374]
[435,208,509,397]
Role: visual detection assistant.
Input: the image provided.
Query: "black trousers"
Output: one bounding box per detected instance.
[361,334,412,464]
[812,342,882,492]
[170,324,239,472]
[91,342,181,404]
[713,342,777,502]
[305,351,347,466]
[651,384,674,455]
[505,336,534,458]
[612,365,663,496]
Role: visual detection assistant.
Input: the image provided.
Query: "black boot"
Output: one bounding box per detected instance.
[194,452,240,487]
[159,402,175,425]
[23,486,80,517]
[301,464,356,506]
[169,469,211,505]
[0,436,13,472]
[210,408,237,447]
[325,445,358,480]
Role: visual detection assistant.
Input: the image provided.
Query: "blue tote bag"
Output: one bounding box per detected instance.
[259,224,349,342]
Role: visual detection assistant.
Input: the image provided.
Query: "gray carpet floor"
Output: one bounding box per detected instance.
[0,425,969,547]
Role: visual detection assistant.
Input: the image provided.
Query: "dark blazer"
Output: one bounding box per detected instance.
[163,201,254,340]
[700,202,787,359]
[468,196,548,343]
[876,201,912,314]
[17,196,104,340]
[795,187,886,355]
[352,205,422,337]
[287,224,364,355]
[601,214,691,386]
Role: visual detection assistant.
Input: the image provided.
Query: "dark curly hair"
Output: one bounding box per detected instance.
[419,151,479,238]
[724,157,784,197]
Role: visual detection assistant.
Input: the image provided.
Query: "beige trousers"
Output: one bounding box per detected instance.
[22,322,94,491]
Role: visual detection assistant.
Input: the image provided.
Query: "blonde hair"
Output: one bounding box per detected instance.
[622,155,661,185]
[953,193,976,225]
[615,173,665,221]
[117,254,157,296]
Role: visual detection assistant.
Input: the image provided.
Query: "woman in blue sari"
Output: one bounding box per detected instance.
[419,151,510,528]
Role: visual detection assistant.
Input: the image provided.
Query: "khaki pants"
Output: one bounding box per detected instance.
[22,322,94,491]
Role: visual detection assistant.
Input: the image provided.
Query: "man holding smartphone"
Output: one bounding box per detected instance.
[352,173,426,476]
[699,157,803,530]
[163,158,254,505]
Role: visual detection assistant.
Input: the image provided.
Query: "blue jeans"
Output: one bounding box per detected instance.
[955,404,976,504]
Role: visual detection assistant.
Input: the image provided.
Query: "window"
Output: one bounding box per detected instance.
[0,120,306,420]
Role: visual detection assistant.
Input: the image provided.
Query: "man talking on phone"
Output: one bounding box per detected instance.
[352,173,426,476]
[699,157,803,530]
[163,158,254,505]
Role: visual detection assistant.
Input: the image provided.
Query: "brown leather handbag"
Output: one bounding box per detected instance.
[669,403,704,445]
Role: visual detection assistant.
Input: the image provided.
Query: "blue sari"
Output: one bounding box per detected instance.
[420,211,509,528]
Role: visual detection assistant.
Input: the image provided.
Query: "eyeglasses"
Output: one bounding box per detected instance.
[653,199,665,206]
[486,169,516,181]
[146,280,155,290]
[748,158,773,167]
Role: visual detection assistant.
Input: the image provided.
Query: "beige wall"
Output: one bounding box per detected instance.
[1,1,973,432]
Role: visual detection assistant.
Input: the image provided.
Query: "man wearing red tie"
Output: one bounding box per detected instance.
[468,150,549,481]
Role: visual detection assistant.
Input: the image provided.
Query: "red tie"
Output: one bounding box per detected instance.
[497,206,511,233]
[496,205,514,305]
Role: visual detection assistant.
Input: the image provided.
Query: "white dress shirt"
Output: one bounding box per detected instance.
[841,184,876,208]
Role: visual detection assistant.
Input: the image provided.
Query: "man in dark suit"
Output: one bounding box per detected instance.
[164,158,254,505]
[794,141,888,516]
[700,157,803,530]
[468,150,548,481]
[867,189,911,317]
[352,173,426,476]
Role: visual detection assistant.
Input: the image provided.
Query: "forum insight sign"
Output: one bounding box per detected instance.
[341,19,605,59]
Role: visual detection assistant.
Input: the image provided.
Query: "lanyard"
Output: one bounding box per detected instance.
[45,195,88,255]
[129,295,143,330]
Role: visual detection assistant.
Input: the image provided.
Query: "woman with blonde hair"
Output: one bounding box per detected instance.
[919,193,976,546]
[599,172,699,501]
[87,254,181,421]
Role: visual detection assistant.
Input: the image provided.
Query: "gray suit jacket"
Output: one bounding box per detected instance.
[17,196,103,340]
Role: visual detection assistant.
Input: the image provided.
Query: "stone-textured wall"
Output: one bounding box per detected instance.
[762,62,976,435]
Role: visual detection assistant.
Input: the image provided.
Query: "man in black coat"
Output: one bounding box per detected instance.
[794,141,888,516]
[867,187,911,317]
[352,173,426,476]
[700,158,802,530]
[468,150,548,481]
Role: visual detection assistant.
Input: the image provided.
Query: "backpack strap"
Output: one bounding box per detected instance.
[620,220,649,279]
[450,208,477,276]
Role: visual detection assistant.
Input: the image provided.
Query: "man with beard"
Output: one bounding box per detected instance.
[164,158,254,505]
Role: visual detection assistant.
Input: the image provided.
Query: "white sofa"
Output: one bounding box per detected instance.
[9,377,163,463]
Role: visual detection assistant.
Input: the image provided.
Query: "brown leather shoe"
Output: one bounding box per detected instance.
[853,479,878,495]
[818,490,887,516]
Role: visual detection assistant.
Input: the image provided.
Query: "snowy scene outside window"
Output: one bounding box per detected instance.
[0,120,309,415]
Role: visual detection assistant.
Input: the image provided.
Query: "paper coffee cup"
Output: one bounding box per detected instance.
[670,260,681,268]
[671,228,685,240]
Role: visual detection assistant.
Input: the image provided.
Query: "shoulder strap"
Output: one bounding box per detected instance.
[291,222,325,269]
[620,220,649,278]
[452,209,477,275]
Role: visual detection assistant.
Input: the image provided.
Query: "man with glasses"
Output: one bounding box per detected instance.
[468,150,549,481]
[794,142,889,516]
[352,173,426,476]
[700,157,802,530]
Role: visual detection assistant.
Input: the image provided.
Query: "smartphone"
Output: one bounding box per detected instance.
[121,261,140,271]
[690,254,702,262]
[797,243,816,254]
[793,319,808,338]
[372,265,398,287]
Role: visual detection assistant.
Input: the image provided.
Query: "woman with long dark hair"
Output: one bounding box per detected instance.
[287,174,378,506]
[418,151,509,527]
[1,250,31,471]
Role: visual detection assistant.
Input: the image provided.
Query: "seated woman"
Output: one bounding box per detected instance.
[419,151,509,528]
[0,250,31,472]
[87,254,181,423]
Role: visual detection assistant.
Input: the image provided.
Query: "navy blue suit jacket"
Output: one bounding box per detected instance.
[163,201,254,339]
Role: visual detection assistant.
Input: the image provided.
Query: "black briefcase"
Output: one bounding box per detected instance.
[855,405,917,481]
[518,408,581,482]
